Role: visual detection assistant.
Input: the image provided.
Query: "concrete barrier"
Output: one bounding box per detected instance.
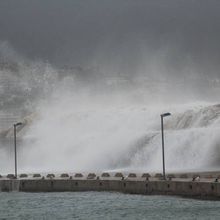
[1,173,220,199]
[9,179,218,199]
[0,180,20,191]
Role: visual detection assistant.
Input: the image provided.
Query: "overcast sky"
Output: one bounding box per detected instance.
[0,0,220,78]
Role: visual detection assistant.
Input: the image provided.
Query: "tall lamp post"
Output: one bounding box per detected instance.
[14,122,23,179]
[160,113,171,180]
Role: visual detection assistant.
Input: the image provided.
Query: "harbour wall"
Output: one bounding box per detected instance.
[0,177,220,199]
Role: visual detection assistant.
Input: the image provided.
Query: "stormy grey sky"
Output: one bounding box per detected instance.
[0,0,220,78]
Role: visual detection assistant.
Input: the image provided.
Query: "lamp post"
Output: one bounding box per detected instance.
[14,122,22,179]
[160,113,171,180]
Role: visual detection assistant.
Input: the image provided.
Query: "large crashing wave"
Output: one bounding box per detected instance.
[1,42,220,174]
[6,102,219,173]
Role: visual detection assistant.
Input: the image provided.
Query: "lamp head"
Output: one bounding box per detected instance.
[161,112,171,117]
[14,122,23,127]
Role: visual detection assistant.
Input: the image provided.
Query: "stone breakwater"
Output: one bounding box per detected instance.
[1,172,220,199]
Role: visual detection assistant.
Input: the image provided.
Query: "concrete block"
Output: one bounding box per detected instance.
[74,173,83,178]
[46,174,55,178]
[128,173,137,178]
[33,174,41,178]
[7,174,15,179]
[115,173,124,178]
[101,172,110,177]
[20,174,28,178]
[60,173,69,178]
[141,173,151,178]
[87,173,96,179]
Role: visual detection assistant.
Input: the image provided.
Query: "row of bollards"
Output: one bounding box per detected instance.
[2,172,151,179]
[1,172,220,181]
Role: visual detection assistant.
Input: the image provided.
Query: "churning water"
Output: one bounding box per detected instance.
[0,192,220,220]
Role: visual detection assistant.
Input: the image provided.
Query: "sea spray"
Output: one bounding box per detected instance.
[13,98,220,173]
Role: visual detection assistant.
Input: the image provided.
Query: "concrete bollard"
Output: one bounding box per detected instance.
[101,172,110,177]
[142,173,151,178]
[142,173,151,181]
[47,174,55,179]
[87,173,96,179]
[74,173,83,178]
[60,173,69,178]
[7,174,16,179]
[128,173,137,178]
[19,174,28,178]
[33,174,41,178]
[115,173,124,178]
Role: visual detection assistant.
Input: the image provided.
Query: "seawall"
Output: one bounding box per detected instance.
[1,172,220,199]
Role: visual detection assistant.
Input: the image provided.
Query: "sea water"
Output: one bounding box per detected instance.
[0,192,220,220]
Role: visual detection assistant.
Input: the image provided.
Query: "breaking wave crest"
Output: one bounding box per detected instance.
[11,102,220,173]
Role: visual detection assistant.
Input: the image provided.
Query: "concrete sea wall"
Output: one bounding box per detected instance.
[0,172,220,199]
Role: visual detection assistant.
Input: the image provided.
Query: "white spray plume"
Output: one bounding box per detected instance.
[16,91,220,174]
[1,42,220,174]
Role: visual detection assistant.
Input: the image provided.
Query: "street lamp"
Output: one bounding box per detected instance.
[160,112,171,180]
[14,122,23,178]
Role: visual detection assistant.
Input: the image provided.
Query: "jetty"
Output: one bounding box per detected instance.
[1,172,220,199]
